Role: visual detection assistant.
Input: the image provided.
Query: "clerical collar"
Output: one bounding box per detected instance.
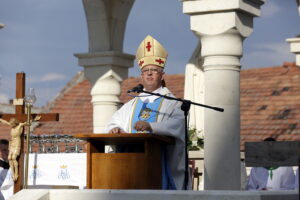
[139,87,163,103]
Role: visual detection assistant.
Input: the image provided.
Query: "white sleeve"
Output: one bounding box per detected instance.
[104,101,133,133]
[0,168,7,187]
[246,167,268,190]
[279,167,296,190]
[150,104,185,140]
[0,169,13,200]
[246,168,258,190]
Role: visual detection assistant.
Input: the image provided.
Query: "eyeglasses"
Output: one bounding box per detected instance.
[141,68,163,74]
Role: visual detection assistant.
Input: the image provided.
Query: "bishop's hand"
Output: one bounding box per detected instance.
[109,127,125,134]
[34,115,42,121]
[134,121,152,132]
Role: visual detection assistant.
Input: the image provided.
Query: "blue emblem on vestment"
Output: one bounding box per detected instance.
[131,97,163,133]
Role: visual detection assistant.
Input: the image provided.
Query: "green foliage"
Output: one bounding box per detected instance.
[188,127,204,151]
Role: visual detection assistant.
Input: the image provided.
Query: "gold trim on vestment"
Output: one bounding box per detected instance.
[156,98,164,122]
[129,98,139,133]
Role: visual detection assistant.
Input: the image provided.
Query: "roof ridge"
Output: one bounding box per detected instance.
[241,62,298,72]
[41,71,86,112]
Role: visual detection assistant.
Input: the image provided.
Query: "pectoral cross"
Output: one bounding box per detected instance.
[0,73,59,193]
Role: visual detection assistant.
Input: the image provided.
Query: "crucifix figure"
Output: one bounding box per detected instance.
[0,72,59,193]
[0,115,40,181]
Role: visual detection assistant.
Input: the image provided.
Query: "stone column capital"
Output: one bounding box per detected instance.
[286,37,300,66]
[74,50,135,133]
[74,51,135,85]
[199,29,243,71]
[286,37,300,53]
[74,51,135,68]
[182,0,265,37]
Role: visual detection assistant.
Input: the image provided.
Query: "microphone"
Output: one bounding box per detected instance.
[127,84,144,93]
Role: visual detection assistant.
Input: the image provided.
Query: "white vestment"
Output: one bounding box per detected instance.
[0,167,8,187]
[0,169,13,200]
[105,87,186,190]
[0,167,8,200]
[295,168,299,189]
[184,41,204,132]
[246,167,295,190]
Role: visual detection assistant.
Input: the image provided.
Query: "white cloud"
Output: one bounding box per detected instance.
[0,93,9,104]
[242,42,295,68]
[261,1,281,17]
[40,73,66,82]
[253,42,292,57]
[34,86,62,106]
[28,73,67,83]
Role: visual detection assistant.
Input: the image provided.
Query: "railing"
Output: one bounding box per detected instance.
[28,134,86,153]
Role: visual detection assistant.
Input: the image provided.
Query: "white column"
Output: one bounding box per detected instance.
[286,37,300,66]
[75,0,135,133]
[74,52,134,133]
[182,0,265,190]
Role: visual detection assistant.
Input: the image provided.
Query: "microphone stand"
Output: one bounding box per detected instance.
[136,89,224,190]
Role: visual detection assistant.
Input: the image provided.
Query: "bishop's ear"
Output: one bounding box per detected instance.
[161,79,166,87]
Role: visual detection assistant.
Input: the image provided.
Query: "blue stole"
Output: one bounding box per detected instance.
[131,97,163,133]
[130,97,176,189]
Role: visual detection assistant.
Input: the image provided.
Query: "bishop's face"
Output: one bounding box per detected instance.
[140,65,164,92]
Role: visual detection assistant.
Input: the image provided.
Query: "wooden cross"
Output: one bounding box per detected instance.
[0,72,59,193]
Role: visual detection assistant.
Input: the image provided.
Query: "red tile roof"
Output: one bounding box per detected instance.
[240,62,300,145]
[0,62,299,150]
[33,72,93,135]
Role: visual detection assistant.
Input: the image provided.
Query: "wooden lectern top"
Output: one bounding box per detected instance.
[75,133,175,145]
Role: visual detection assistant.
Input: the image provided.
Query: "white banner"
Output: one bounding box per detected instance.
[28,153,87,188]
[0,153,87,200]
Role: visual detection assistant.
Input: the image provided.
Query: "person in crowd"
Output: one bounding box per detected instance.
[0,139,9,186]
[246,137,295,190]
[0,139,10,200]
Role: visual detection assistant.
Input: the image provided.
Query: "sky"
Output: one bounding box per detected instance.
[0,0,299,106]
